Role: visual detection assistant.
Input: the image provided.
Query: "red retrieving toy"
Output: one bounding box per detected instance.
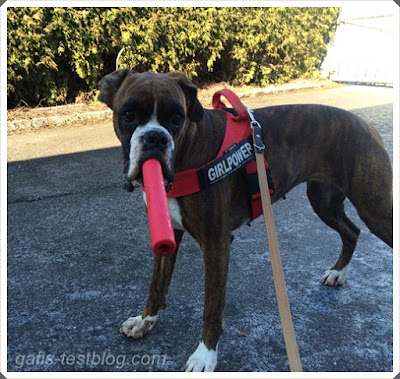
[142,159,177,256]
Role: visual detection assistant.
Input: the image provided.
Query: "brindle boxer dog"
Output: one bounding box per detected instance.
[98,69,393,372]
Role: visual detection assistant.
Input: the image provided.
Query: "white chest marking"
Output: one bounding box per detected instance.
[142,193,185,231]
[168,198,185,231]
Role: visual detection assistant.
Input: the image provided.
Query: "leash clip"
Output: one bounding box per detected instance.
[246,106,265,153]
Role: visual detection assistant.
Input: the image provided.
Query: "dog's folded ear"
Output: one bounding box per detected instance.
[98,69,133,109]
[166,71,204,122]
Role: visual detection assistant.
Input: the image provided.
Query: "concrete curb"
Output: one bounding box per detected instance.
[7,82,329,132]
[7,109,113,132]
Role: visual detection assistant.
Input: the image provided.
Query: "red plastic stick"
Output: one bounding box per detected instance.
[142,159,176,256]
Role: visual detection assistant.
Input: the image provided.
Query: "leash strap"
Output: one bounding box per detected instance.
[247,107,303,372]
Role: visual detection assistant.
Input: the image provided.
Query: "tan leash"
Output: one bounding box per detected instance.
[247,107,303,372]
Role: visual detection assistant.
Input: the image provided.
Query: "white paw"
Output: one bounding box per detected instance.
[185,341,218,372]
[120,315,157,339]
[321,265,349,286]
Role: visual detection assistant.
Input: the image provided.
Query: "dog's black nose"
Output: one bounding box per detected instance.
[142,130,169,149]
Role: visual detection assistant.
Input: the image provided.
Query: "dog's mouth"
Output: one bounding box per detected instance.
[126,154,175,192]
[125,126,176,193]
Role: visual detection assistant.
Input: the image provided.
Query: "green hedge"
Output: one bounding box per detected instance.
[7,7,339,108]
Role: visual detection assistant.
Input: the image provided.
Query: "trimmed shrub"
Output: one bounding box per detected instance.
[7,7,339,108]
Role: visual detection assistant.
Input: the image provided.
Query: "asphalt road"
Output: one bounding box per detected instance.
[6,84,394,374]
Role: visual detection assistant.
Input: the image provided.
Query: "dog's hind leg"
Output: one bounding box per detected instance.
[306,180,360,286]
[120,230,184,339]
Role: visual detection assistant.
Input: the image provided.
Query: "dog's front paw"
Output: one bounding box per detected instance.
[185,342,217,372]
[120,315,157,339]
[321,266,349,286]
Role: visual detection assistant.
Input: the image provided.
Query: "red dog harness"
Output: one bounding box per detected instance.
[153,89,273,220]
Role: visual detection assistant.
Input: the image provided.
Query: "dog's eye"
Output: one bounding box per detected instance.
[123,111,136,123]
[170,114,184,128]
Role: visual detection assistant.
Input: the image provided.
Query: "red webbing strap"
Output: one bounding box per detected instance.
[212,89,249,120]
[167,89,251,198]
[166,120,250,198]
[215,90,273,220]
[165,89,272,210]
[212,89,252,156]
[166,168,200,198]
